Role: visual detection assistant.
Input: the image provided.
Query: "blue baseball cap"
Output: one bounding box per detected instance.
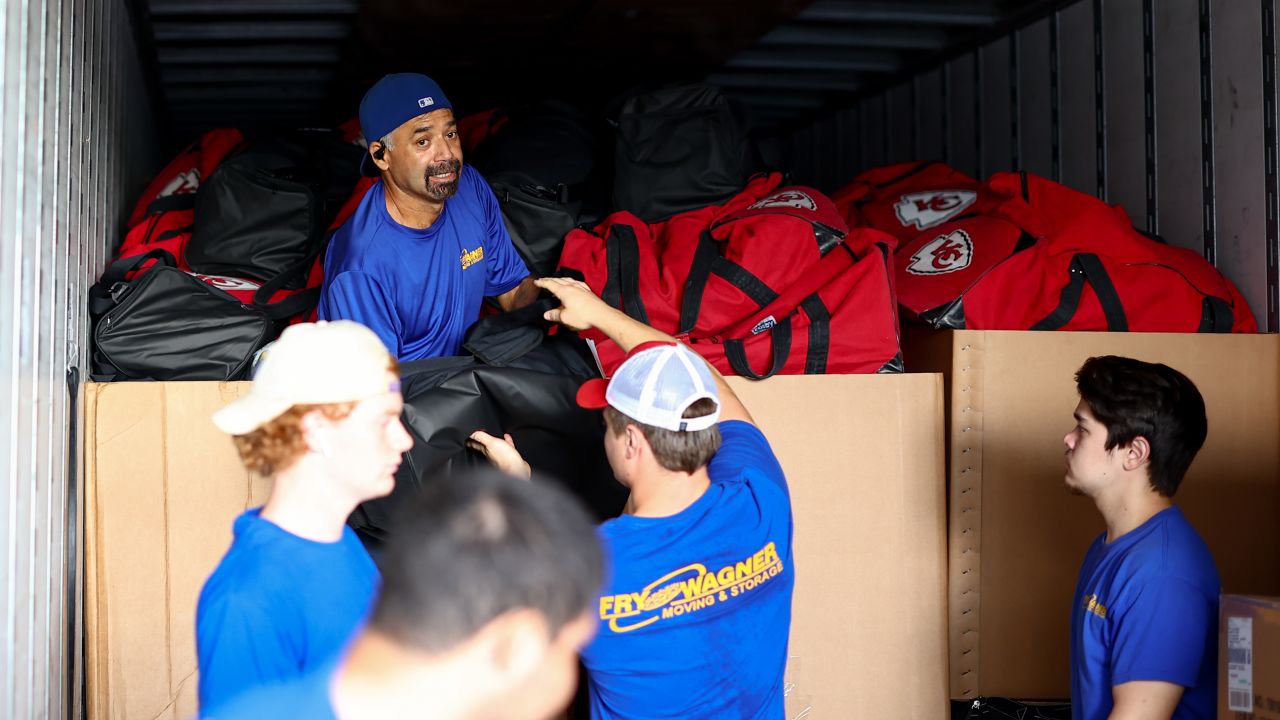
[358,73,453,176]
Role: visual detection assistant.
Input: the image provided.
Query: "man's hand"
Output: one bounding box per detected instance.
[534,277,616,332]
[467,431,531,480]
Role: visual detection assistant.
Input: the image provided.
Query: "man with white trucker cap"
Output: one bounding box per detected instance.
[470,276,796,719]
[196,320,413,712]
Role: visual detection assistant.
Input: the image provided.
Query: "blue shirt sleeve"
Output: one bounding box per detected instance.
[318,271,401,357]
[477,177,530,296]
[1111,576,1213,687]
[197,595,297,711]
[708,420,788,493]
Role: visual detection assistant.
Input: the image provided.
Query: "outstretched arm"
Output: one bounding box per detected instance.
[535,277,754,425]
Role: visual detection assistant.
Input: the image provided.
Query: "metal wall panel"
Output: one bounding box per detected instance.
[860,94,887,169]
[1153,0,1206,251]
[0,1,157,718]
[1018,18,1054,178]
[1058,1,1098,195]
[1212,0,1269,328]
[946,53,980,178]
[887,81,915,163]
[979,37,1014,176]
[1102,0,1147,227]
[915,68,946,163]
[833,106,860,187]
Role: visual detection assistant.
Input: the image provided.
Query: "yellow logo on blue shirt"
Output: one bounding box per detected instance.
[1082,593,1108,619]
[460,246,484,270]
[597,541,784,634]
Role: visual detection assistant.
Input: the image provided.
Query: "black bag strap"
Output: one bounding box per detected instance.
[89,249,177,316]
[723,314,793,380]
[145,193,198,216]
[1031,252,1129,331]
[1198,296,1235,333]
[601,224,651,325]
[678,229,780,335]
[250,243,326,321]
[800,295,830,374]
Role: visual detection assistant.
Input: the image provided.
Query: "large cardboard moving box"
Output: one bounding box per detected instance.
[85,374,948,719]
[904,329,1280,701]
[1220,595,1280,719]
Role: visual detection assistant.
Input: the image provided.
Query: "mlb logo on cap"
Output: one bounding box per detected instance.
[418,97,434,108]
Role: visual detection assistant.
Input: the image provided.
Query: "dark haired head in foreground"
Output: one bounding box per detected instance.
[207,467,604,720]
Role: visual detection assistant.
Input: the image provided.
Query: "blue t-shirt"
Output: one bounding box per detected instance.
[196,509,379,712]
[1070,506,1220,720]
[318,166,529,360]
[582,421,795,720]
[203,664,339,720]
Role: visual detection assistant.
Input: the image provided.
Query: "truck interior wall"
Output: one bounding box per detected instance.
[0,1,158,718]
[780,0,1280,333]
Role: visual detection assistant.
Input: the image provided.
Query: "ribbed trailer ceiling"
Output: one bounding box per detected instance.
[139,0,1060,142]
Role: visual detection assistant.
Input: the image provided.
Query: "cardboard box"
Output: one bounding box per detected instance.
[85,381,269,720]
[903,329,1280,701]
[84,374,949,719]
[1220,595,1280,719]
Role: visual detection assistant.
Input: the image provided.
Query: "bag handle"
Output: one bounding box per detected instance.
[1031,252,1129,331]
[679,229,780,335]
[601,224,652,325]
[88,249,178,316]
[1198,296,1235,333]
[723,315,793,380]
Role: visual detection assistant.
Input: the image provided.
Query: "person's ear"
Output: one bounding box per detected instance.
[484,609,550,687]
[369,141,390,173]
[1122,436,1151,472]
[624,424,644,459]
[300,410,332,457]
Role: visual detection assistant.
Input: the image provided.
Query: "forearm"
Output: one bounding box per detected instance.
[497,276,539,311]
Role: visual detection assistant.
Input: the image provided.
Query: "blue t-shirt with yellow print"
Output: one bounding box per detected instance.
[583,420,795,720]
[1070,505,1220,720]
[318,166,528,360]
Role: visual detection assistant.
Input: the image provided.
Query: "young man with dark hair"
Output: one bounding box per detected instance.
[1064,355,1220,720]
[470,277,795,719]
[205,467,605,720]
[319,73,538,360]
[197,321,414,711]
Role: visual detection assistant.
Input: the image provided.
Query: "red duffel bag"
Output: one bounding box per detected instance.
[832,161,995,243]
[125,127,244,230]
[558,174,903,376]
[894,171,1257,332]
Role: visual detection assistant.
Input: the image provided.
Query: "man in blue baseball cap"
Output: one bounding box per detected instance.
[318,73,538,361]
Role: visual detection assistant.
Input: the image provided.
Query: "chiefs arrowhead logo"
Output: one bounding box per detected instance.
[894,190,977,230]
[189,272,262,292]
[906,230,974,275]
[749,190,817,211]
[158,169,201,198]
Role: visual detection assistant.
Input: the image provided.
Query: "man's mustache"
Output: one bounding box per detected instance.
[426,159,462,177]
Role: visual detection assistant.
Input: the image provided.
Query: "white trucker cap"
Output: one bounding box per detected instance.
[576,341,721,432]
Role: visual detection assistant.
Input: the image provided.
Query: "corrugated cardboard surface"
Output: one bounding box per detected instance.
[85,381,269,720]
[904,329,1280,700]
[85,375,947,719]
[1219,595,1280,719]
[728,374,947,719]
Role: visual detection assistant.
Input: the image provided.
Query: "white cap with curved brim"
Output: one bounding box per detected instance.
[212,320,399,436]
[576,341,721,432]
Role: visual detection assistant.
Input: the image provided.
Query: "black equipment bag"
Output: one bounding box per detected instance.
[88,250,315,381]
[350,299,626,546]
[613,83,756,223]
[472,102,605,277]
[187,131,361,286]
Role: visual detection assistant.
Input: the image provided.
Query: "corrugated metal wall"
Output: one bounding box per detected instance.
[782,0,1280,333]
[0,0,156,717]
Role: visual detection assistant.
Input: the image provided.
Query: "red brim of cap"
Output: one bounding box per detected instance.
[576,378,609,409]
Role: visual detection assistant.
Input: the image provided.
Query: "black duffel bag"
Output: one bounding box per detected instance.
[186,131,361,286]
[350,299,625,546]
[613,83,757,223]
[473,101,606,277]
[88,250,314,381]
